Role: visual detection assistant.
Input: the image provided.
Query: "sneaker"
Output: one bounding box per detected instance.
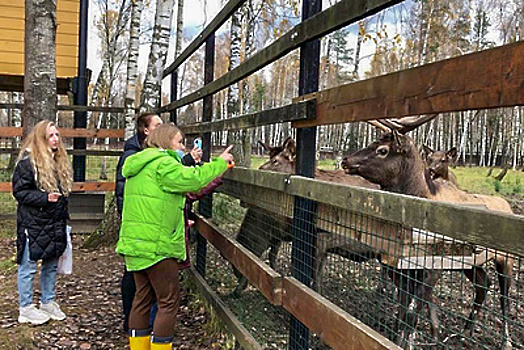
[40,301,66,321]
[18,304,50,325]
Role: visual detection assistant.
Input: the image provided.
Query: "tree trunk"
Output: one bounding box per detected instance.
[226,10,243,163]
[125,0,143,139]
[23,0,57,135]
[141,0,176,111]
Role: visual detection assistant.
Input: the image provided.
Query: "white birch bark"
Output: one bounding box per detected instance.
[512,107,520,169]
[226,9,243,160]
[175,0,184,58]
[227,11,242,118]
[23,0,57,135]
[140,0,176,111]
[459,111,470,164]
[125,0,143,139]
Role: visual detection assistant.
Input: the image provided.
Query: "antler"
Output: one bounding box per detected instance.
[368,114,438,134]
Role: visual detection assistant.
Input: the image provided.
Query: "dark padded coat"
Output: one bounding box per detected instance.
[12,157,69,264]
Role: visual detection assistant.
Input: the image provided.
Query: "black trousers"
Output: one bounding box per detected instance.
[121,269,136,332]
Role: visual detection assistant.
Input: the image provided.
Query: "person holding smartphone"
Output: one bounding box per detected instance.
[117,124,233,349]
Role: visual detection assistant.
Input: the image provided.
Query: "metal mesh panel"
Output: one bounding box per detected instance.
[208,175,524,349]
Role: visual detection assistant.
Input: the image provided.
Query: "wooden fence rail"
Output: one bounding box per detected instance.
[0,127,124,138]
[195,215,401,350]
[221,168,524,258]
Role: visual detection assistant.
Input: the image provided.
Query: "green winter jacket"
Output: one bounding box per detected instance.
[115,148,227,271]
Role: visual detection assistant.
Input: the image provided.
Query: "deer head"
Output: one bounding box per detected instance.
[259,137,296,173]
[422,146,458,180]
[341,132,430,195]
[258,140,284,159]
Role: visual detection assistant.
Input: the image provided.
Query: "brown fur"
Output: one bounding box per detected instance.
[422,145,458,185]
[232,138,380,296]
[343,132,515,348]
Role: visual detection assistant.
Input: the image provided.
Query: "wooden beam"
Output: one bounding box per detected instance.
[59,128,124,138]
[163,0,245,78]
[0,74,70,94]
[0,148,122,157]
[221,168,524,257]
[180,101,315,134]
[0,127,124,138]
[195,215,283,305]
[0,181,115,192]
[0,127,22,137]
[282,277,401,350]
[187,268,264,350]
[293,41,524,127]
[0,103,130,113]
[158,0,401,113]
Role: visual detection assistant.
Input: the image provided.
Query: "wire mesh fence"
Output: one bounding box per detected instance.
[188,159,524,349]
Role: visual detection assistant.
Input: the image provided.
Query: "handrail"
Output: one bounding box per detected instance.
[162,0,246,78]
[158,0,401,113]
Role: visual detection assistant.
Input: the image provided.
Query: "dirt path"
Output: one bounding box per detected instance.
[0,235,221,349]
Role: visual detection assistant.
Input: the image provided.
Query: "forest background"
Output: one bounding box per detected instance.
[1,0,523,170]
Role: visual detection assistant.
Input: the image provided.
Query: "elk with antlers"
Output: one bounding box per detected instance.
[342,128,515,349]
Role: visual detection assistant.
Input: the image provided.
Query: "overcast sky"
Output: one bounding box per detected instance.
[87,0,224,85]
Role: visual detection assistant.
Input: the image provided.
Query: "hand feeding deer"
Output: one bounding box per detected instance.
[342,130,515,349]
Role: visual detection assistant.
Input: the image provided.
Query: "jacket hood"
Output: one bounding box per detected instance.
[122,148,181,178]
[124,135,142,153]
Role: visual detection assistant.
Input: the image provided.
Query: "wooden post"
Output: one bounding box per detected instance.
[289,0,321,348]
[73,0,89,182]
[196,34,216,277]
[170,71,178,124]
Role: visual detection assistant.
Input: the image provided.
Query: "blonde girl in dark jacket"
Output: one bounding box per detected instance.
[12,120,72,325]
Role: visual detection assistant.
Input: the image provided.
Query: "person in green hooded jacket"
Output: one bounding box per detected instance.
[116,124,233,350]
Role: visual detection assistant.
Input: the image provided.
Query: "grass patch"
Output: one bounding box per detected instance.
[453,167,524,197]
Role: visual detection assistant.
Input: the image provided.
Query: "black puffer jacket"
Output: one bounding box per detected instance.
[12,157,69,264]
[115,135,142,215]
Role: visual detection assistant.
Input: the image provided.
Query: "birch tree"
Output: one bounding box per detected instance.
[23,0,57,135]
[125,0,144,139]
[140,0,176,111]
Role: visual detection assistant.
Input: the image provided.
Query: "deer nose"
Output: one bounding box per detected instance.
[341,157,360,173]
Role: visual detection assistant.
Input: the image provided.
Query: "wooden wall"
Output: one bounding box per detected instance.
[0,0,79,78]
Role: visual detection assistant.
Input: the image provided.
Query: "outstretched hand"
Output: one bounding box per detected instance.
[219,145,234,165]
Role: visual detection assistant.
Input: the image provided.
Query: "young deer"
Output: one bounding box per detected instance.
[422,145,458,185]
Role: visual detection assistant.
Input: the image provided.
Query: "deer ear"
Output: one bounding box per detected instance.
[392,130,402,148]
[258,140,270,152]
[422,145,434,156]
[283,137,296,155]
[447,147,458,162]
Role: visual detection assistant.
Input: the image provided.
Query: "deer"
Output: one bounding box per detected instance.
[234,136,447,349]
[342,130,515,350]
[422,145,458,185]
[232,137,381,296]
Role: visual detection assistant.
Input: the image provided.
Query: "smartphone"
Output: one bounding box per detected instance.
[194,138,202,149]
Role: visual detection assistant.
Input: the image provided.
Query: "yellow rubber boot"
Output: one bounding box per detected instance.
[129,335,150,350]
[150,342,172,350]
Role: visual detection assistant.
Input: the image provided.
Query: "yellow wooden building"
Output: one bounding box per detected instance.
[0,0,79,81]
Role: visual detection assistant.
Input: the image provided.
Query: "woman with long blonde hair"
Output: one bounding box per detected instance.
[12,120,72,325]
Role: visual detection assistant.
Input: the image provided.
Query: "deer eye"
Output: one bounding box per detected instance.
[376,146,389,157]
